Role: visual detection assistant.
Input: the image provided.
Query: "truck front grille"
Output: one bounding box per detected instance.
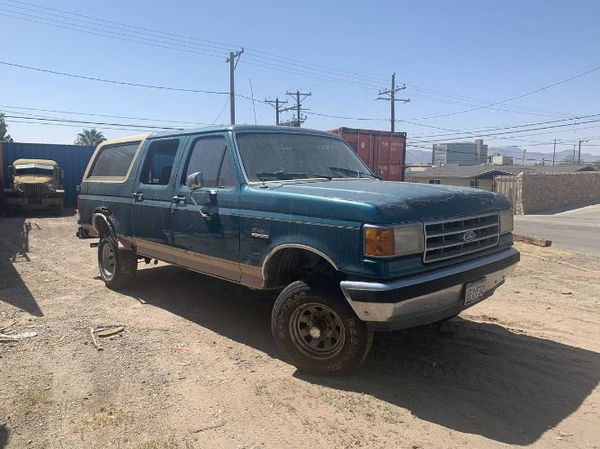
[23,183,49,201]
[423,213,499,263]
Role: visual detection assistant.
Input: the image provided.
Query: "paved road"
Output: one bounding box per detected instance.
[514,204,600,256]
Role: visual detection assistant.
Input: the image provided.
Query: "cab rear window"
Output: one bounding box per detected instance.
[88,141,141,178]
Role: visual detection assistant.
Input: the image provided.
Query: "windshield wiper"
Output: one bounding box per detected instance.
[255,171,308,181]
[309,174,333,180]
[328,166,380,179]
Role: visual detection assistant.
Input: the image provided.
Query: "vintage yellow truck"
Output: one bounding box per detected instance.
[3,158,64,215]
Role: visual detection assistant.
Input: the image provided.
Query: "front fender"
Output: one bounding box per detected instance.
[254,220,363,277]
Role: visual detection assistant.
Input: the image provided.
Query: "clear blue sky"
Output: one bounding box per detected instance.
[2,0,600,156]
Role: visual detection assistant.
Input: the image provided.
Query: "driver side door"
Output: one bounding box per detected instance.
[170,133,241,282]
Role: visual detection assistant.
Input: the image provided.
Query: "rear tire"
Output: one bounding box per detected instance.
[97,237,137,289]
[271,279,373,376]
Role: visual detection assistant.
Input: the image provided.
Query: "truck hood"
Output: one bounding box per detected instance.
[261,179,511,223]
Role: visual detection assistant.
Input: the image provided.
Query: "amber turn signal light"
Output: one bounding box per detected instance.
[363,226,395,257]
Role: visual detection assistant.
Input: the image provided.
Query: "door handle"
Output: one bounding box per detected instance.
[132,192,143,201]
[171,195,186,205]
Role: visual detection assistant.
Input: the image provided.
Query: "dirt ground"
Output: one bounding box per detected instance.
[1,212,599,449]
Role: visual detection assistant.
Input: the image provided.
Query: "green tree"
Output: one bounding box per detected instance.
[0,112,13,142]
[75,128,106,146]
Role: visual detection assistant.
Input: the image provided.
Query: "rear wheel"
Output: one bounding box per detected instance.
[97,237,137,289]
[271,279,373,376]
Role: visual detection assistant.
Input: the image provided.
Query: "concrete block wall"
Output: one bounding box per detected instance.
[495,172,600,214]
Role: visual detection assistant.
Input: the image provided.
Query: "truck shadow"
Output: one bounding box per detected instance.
[126,265,599,446]
[300,322,600,446]
[0,216,43,316]
[0,424,8,449]
[127,265,278,356]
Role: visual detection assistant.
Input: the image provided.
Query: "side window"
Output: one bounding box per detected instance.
[140,139,180,185]
[184,136,236,188]
[88,141,140,178]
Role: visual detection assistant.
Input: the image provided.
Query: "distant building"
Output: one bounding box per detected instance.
[491,154,514,165]
[406,164,598,191]
[432,139,488,166]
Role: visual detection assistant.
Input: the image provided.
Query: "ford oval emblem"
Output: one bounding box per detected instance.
[462,230,477,242]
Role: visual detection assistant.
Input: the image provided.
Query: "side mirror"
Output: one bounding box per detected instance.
[8,165,13,176]
[186,171,204,190]
[59,168,64,180]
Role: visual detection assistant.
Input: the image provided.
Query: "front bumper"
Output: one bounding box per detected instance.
[340,247,519,330]
[4,196,63,209]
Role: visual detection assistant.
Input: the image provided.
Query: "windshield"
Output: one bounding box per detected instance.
[15,165,54,176]
[235,132,374,182]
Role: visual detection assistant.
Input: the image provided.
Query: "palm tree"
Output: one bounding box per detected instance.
[0,112,13,142]
[75,128,106,146]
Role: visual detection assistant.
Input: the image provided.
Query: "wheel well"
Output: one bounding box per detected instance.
[263,247,340,289]
[92,210,114,238]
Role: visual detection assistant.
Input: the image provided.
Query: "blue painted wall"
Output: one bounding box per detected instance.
[2,142,95,207]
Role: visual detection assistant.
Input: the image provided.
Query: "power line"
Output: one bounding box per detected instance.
[4,0,599,123]
[3,114,184,130]
[0,2,386,90]
[0,60,229,95]
[409,112,600,139]
[5,0,597,120]
[0,8,229,59]
[212,99,229,125]
[409,64,600,121]
[0,60,271,106]
[410,118,600,144]
[5,118,166,133]
[2,0,391,87]
[0,103,209,125]
[2,60,599,149]
[410,88,570,118]
[5,111,600,156]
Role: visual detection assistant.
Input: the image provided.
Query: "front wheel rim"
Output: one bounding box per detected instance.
[100,242,116,278]
[289,302,346,359]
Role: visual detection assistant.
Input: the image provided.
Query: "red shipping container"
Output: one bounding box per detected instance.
[328,127,406,181]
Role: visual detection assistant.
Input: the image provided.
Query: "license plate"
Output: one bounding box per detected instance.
[464,278,486,306]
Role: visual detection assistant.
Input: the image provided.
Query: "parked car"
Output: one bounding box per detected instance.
[4,158,64,215]
[77,126,519,375]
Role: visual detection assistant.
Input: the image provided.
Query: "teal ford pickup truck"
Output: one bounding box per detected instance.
[77,125,519,375]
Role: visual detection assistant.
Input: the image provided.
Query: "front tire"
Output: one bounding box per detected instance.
[97,237,137,289]
[271,279,373,376]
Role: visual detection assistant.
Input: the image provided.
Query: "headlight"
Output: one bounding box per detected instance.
[364,224,424,257]
[499,209,514,234]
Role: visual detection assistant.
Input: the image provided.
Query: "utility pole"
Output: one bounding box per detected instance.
[284,90,311,127]
[577,139,588,164]
[552,139,556,166]
[265,97,288,125]
[226,48,244,125]
[376,72,410,133]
